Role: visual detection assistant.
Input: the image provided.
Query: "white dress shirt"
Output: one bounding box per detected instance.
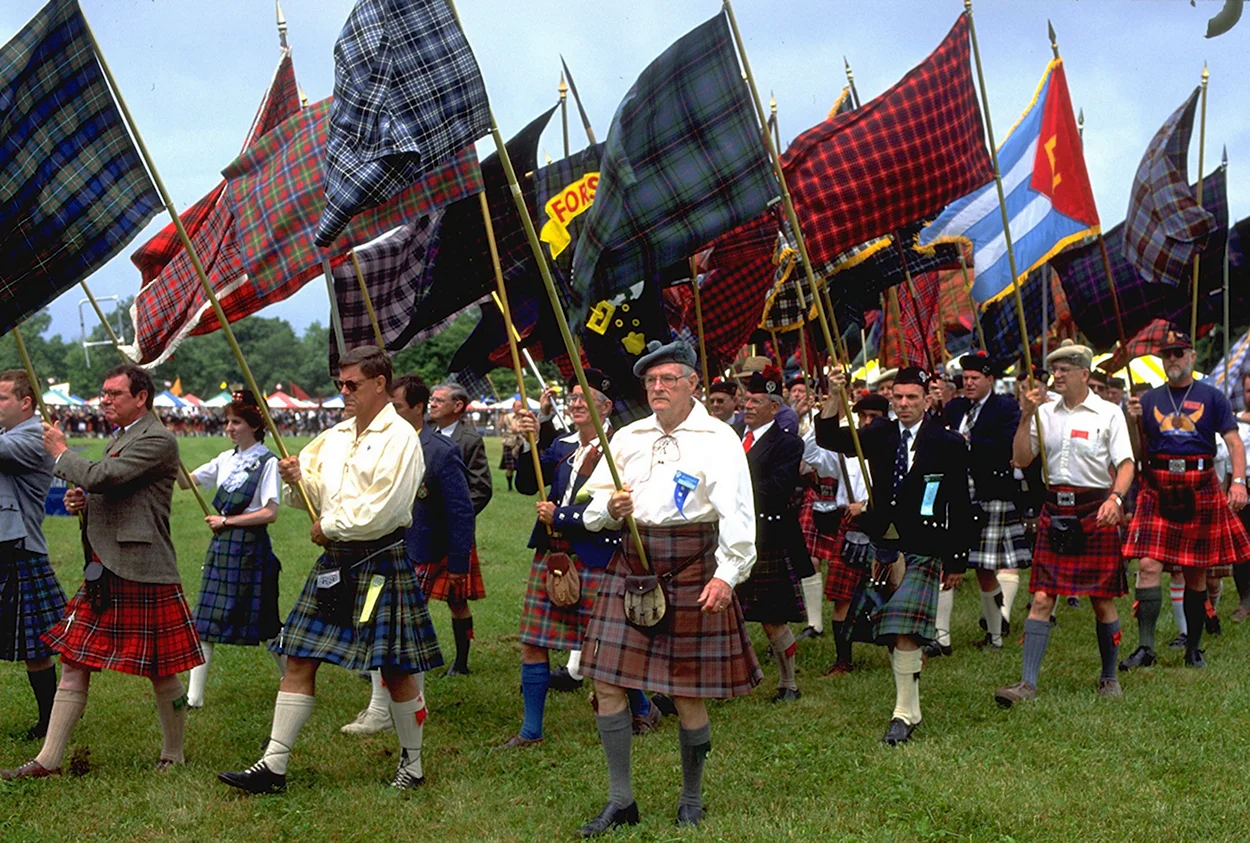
[743,419,773,450]
[959,395,989,439]
[192,441,280,513]
[1026,390,1133,488]
[583,400,756,587]
[801,427,870,510]
[437,420,460,438]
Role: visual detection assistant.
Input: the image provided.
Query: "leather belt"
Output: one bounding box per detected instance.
[1148,456,1209,473]
[1045,487,1107,508]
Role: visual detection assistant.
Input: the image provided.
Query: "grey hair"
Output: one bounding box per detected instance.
[432,382,470,408]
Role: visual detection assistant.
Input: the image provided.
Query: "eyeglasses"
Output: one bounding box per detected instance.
[707,396,729,404]
[1048,365,1075,376]
[99,388,128,400]
[644,373,684,389]
[567,394,587,406]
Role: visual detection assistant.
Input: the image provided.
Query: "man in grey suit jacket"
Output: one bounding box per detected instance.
[0,370,66,742]
[427,382,493,675]
[2,365,202,781]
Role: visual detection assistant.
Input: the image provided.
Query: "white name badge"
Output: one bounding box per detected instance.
[316,569,341,589]
[920,474,943,517]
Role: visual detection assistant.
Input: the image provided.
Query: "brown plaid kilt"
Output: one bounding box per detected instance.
[1030,492,1126,599]
[1124,466,1250,569]
[798,484,841,561]
[875,552,941,643]
[518,535,607,651]
[43,574,203,678]
[969,499,1032,571]
[580,522,763,699]
[735,547,805,623]
[824,514,866,602]
[415,544,486,602]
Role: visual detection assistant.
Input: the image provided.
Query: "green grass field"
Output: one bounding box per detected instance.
[3,435,1250,841]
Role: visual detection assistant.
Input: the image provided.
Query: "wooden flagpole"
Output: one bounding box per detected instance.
[1222,146,1230,377]
[349,250,386,348]
[966,0,1048,483]
[487,290,567,432]
[82,15,316,517]
[323,259,348,359]
[689,256,712,397]
[559,55,598,145]
[725,0,873,505]
[1190,64,1210,341]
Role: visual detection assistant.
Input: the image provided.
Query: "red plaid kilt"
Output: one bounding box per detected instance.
[824,515,866,602]
[518,536,607,652]
[415,544,486,602]
[1030,492,1126,599]
[735,547,805,624]
[42,574,203,678]
[798,485,841,561]
[580,522,763,699]
[1124,466,1250,569]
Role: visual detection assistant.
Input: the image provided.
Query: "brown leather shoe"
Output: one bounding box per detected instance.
[1231,606,1250,623]
[632,705,662,735]
[823,661,854,677]
[994,680,1037,708]
[492,733,543,752]
[1097,678,1123,698]
[1,759,61,781]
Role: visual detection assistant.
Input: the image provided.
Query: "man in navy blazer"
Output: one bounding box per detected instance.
[339,373,474,736]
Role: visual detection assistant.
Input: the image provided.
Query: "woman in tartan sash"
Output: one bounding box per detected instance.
[181,390,284,708]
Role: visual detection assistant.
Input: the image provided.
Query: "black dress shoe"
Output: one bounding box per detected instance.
[922,641,952,658]
[549,666,584,693]
[24,723,47,741]
[578,802,640,838]
[217,761,286,794]
[1168,633,1188,650]
[795,625,823,641]
[771,688,801,703]
[1184,649,1207,669]
[650,693,678,717]
[676,803,705,828]
[1118,645,1157,671]
[881,717,918,746]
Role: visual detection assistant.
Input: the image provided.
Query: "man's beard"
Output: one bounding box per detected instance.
[1166,362,1193,384]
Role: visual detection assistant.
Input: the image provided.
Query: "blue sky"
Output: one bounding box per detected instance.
[4,0,1246,346]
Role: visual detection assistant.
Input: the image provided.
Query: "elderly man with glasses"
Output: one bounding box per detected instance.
[1119,328,1250,671]
[574,340,759,835]
[994,341,1135,707]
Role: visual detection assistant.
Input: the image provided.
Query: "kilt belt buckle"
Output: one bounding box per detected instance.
[1168,459,1186,474]
[1057,491,1076,507]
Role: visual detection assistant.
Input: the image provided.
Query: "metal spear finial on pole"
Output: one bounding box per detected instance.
[276,0,288,50]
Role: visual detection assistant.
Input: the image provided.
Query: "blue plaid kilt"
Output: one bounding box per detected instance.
[734,547,805,624]
[969,500,1032,571]
[0,549,67,661]
[272,530,443,673]
[517,535,607,652]
[869,552,941,643]
[193,527,282,646]
[499,444,519,472]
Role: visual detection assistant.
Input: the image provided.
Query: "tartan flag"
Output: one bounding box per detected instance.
[1051,168,1229,349]
[696,211,780,374]
[980,264,1069,363]
[918,59,1100,307]
[327,210,445,372]
[568,12,779,331]
[781,14,993,267]
[1209,327,1250,408]
[826,219,963,320]
[1097,318,1175,373]
[1124,87,1216,286]
[126,50,301,365]
[0,0,162,338]
[315,0,491,246]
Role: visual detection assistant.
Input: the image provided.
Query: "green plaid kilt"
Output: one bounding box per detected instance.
[734,547,805,624]
[517,535,606,651]
[272,530,443,673]
[193,527,282,646]
[874,552,941,643]
[0,549,67,661]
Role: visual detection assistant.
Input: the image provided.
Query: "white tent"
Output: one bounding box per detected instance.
[320,395,345,409]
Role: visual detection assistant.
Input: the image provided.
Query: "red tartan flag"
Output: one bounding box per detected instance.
[1098,318,1173,373]
[780,14,993,267]
[696,211,779,373]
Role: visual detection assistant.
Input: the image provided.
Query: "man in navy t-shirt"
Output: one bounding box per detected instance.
[1121,328,1250,670]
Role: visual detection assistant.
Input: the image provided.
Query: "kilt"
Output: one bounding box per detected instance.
[969,499,1032,571]
[517,535,607,651]
[499,444,519,472]
[874,552,941,643]
[193,527,282,646]
[42,574,203,678]
[735,547,805,623]
[824,515,866,602]
[415,544,486,602]
[798,486,841,561]
[1030,496,1126,599]
[1123,466,1250,569]
[273,531,443,673]
[580,522,763,699]
[0,550,67,662]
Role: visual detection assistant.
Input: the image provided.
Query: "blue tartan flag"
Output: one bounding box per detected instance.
[568,12,779,331]
[1123,87,1216,286]
[0,0,162,338]
[315,0,491,247]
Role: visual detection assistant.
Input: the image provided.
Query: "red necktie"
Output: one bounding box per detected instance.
[742,430,754,453]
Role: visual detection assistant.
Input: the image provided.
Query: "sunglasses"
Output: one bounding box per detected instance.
[1160,348,1188,359]
[334,377,374,393]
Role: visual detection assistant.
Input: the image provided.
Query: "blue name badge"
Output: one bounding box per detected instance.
[673,470,700,520]
[920,474,943,517]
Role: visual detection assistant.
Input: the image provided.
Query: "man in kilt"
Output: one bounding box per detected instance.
[817,366,973,746]
[182,389,285,708]
[800,393,883,675]
[576,340,761,834]
[3,365,202,780]
[994,342,1136,706]
[498,399,523,492]
[218,347,441,794]
[1119,328,1250,670]
[0,370,66,742]
[928,352,1029,654]
[736,366,811,702]
[425,382,493,676]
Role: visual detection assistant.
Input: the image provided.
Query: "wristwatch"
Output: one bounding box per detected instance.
[1234,478,1246,486]
[1109,491,1124,506]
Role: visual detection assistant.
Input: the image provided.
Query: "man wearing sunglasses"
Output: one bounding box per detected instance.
[219,347,439,794]
[575,340,760,834]
[705,379,738,425]
[1119,328,1250,670]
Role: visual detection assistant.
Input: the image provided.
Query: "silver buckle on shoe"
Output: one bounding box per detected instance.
[1057,491,1076,507]
[1168,459,1186,473]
